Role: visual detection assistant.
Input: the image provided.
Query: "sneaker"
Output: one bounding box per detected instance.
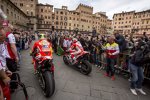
[111,76,115,81]
[136,88,146,95]
[130,89,137,95]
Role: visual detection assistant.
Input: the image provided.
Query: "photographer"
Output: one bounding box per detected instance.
[129,40,148,95]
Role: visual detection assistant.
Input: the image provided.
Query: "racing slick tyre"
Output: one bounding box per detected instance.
[80,60,92,75]
[43,71,55,97]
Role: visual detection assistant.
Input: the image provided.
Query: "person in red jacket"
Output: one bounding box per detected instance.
[31,34,53,72]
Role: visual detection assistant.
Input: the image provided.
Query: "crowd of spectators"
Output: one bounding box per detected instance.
[13,30,33,51]
[49,31,149,67]
[48,30,150,95]
[12,29,35,65]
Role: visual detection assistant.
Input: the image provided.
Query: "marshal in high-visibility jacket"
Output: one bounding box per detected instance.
[104,42,120,59]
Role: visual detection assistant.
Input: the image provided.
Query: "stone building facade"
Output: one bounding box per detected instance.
[113,10,150,35]
[67,10,80,31]
[36,3,53,32]
[1,0,112,33]
[53,4,109,34]
[107,19,112,29]
[0,0,28,29]
[54,6,68,31]
[10,0,38,30]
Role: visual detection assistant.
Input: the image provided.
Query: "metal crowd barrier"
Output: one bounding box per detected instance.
[98,51,150,80]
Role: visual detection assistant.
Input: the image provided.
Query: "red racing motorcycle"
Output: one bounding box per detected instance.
[63,50,92,75]
[31,51,55,97]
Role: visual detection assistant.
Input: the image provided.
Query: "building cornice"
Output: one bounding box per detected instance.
[113,9,150,17]
[54,8,68,11]
[37,3,53,7]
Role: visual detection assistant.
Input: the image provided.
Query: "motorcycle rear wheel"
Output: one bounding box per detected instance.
[80,60,92,75]
[43,71,55,97]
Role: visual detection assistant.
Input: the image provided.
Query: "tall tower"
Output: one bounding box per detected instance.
[10,0,38,31]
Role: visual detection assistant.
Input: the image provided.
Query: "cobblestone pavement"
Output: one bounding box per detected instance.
[11,49,150,100]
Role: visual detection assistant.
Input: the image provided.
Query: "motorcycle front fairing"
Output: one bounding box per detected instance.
[76,51,90,62]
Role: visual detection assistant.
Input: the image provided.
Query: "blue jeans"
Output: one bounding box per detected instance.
[129,63,144,89]
[106,58,116,76]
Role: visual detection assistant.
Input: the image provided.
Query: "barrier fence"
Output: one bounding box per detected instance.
[98,51,150,80]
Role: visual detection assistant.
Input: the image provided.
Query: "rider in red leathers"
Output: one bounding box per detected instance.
[68,38,84,64]
[31,34,53,72]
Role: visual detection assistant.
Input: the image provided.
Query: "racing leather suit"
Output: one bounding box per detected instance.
[32,39,53,70]
[69,41,84,60]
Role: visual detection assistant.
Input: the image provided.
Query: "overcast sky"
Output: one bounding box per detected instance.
[38,0,150,19]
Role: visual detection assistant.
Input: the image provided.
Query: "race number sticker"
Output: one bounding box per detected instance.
[42,45,50,51]
[39,40,49,51]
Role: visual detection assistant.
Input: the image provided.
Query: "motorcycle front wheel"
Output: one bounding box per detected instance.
[63,56,69,65]
[80,60,92,75]
[43,71,55,97]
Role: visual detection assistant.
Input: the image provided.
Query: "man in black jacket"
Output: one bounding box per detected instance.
[114,33,127,67]
[114,33,126,52]
[129,41,148,95]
